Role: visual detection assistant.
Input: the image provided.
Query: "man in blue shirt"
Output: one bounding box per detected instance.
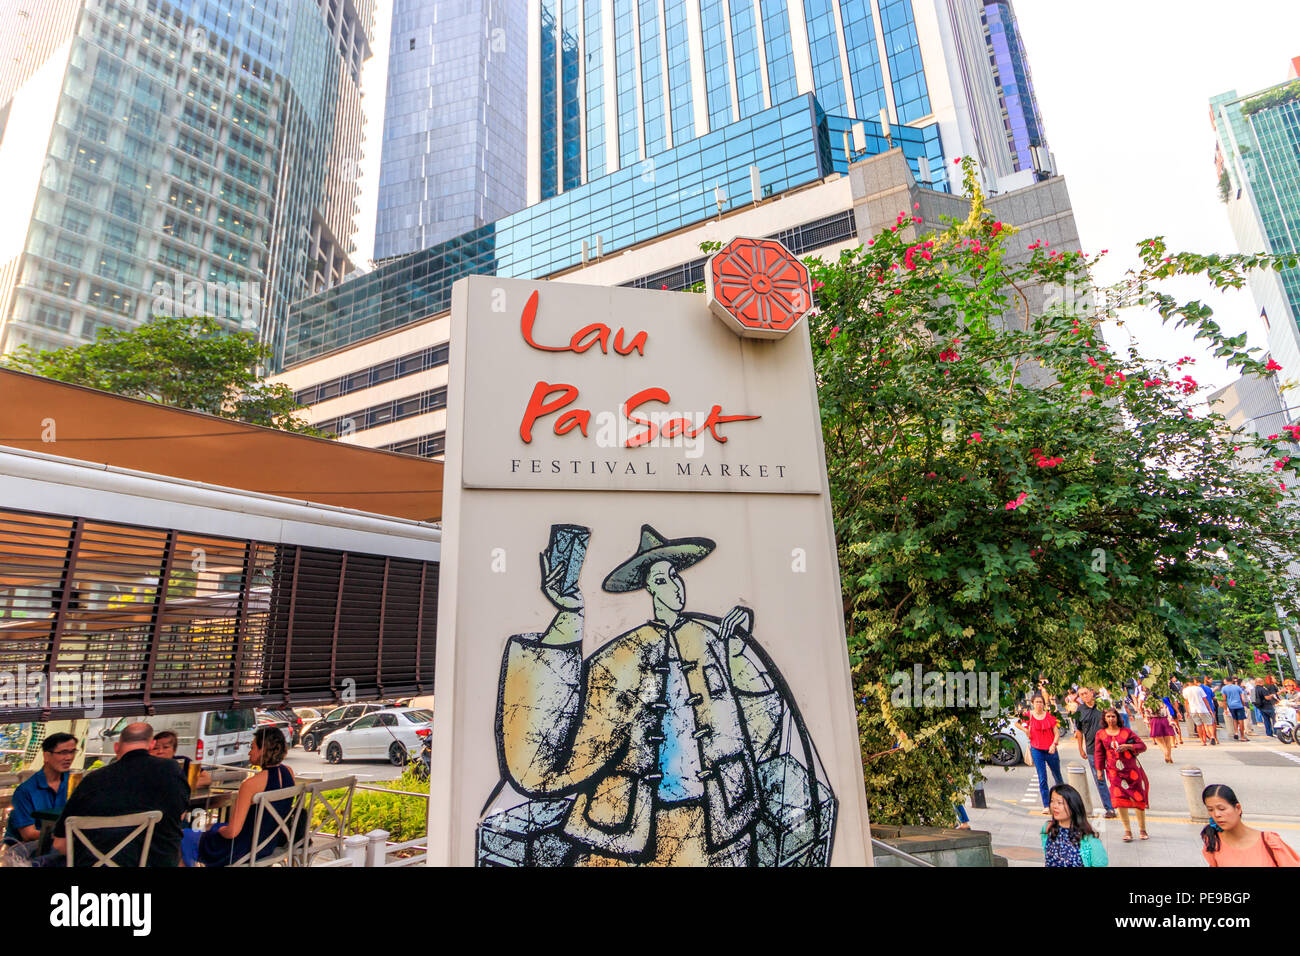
[3,732,76,845]
[1222,678,1250,741]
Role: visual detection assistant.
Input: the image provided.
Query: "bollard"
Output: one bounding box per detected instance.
[1181,767,1209,822]
[342,833,367,868]
[971,779,987,809]
[365,828,391,868]
[1066,763,1093,815]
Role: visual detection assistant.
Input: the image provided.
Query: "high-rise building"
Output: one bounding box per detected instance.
[373,0,528,260]
[526,0,1054,204]
[979,0,1046,177]
[1212,58,1300,377]
[0,0,372,360]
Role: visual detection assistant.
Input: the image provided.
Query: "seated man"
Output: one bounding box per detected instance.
[51,722,190,867]
[150,731,210,789]
[3,732,76,846]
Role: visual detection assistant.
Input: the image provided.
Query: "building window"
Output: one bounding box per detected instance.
[409,37,415,50]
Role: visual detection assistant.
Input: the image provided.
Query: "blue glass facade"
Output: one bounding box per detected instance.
[638,0,668,155]
[879,0,930,123]
[614,0,640,165]
[803,0,847,115]
[700,0,733,130]
[539,0,560,198]
[284,94,837,368]
[760,0,798,106]
[663,0,695,144]
[981,0,1044,174]
[839,0,886,121]
[583,0,607,178]
[561,0,583,188]
[729,0,764,118]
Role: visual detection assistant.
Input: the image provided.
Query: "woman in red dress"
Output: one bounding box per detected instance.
[1094,707,1149,842]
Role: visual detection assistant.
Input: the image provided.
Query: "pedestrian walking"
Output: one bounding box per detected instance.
[1200,676,1220,741]
[1072,686,1117,818]
[1019,695,1065,815]
[1145,697,1177,762]
[1041,784,1107,868]
[1095,707,1150,842]
[1222,677,1250,741]
[1182,676,1216,746]
[1201,784,1300,867]
[1161,693,1184,746]
[1243,676,1262,727]
[1256,675,1280,737]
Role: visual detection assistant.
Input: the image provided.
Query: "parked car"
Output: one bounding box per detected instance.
[294,707,323,741]
[980,719,1031,767]
[255,711,297,748]
[322,708,434,766]
[97,709,256,767]
[257,709,302,747]
[300,702,387,752]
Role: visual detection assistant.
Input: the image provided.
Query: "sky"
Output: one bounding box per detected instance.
[1010,0,1300,395]
[351,0,1300,396]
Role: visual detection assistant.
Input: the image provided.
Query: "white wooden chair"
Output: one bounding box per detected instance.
[64,811,163,867]
[228,782,305,867]
[295,776,357,867]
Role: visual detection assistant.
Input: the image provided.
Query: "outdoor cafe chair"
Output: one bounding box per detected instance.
[295,776,357,867]
[64,810,163,867]
[228,782,305,868]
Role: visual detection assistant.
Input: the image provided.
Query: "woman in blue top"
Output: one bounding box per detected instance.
[1041,784,1107,867]
[182,727,294,866]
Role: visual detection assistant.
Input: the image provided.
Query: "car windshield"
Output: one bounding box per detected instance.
[404,710,433,723]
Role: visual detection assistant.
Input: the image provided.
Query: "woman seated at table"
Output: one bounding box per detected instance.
[181,727,292,867]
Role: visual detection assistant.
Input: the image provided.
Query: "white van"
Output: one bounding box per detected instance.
[96,709,257,767]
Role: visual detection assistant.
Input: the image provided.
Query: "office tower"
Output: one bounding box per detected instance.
[527,0,1054,204]
[980,0,1047,176]
[0,0,372,360]
[1212,58,1300,377]
[374,0,528,260]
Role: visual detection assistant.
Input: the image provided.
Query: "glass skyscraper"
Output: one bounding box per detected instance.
[527,0,1051,203]
[980,0,1045,176]
[0,0,371,360]
[1213,60,1300,377]
[373,0,528,260]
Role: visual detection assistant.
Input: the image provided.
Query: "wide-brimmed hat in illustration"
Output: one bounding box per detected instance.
[601,524,716,593]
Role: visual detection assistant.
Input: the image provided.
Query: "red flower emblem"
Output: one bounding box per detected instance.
[707,237,812,339]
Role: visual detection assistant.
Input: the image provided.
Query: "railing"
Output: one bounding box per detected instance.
[870,837,936,867]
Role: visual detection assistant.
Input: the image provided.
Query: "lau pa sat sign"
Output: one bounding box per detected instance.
[429,239,872,866]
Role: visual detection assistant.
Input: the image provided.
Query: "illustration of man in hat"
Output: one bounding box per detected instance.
[479,523,835,867]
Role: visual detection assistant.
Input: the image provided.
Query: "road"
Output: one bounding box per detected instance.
[280,743,405,783]
[970,721,1300,865]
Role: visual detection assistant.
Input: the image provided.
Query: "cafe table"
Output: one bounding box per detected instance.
[188,787,237,826]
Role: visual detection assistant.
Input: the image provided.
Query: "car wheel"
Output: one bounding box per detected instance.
[303,734,317,752]
[988,734,1022,767]
[389,742,408,767]
[325,742,343,764]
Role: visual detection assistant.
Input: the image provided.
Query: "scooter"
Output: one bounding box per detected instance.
[409,734,431,781]
[1274,702,1297,745]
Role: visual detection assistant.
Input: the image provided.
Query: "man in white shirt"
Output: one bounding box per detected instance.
[1183,677,1214,746]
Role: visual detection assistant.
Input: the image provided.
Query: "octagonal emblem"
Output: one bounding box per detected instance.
[705,237,813,339]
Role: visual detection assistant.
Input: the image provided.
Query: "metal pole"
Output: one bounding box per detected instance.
[1283,628,1300,682]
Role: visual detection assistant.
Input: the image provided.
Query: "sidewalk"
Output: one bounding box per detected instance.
[968,724,1300,867]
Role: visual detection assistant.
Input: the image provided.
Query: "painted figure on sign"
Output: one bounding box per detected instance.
[477,523,836,866]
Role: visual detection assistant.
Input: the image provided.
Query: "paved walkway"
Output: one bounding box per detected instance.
[968,726,1300,867]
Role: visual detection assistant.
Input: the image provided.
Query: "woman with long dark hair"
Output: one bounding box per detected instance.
[1094,706,1149,842]
[1040,784,1106,867]
[1201,784,1300,867]
[182,727,295,867]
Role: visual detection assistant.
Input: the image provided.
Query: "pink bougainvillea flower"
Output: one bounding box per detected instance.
[828,326,840,340]
[1269,434,1280,440]
[1284,424,1300,440]
[1228,580,1236,587]
[1081,388,1094,397]
[968,432,982,443]
[1005,492,1029,510]
[1104,374,1115,386]
[1267,358,1283,372]
[812,279,825,291]
[1274,456,1291,472]
[939,348,960,362]
[953,157,962,165]
[925,471,937,478]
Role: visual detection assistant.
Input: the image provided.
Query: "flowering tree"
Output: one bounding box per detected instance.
[806,160,1300,824]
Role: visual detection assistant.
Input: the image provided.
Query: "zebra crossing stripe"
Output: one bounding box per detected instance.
[1270,749,1300,765]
